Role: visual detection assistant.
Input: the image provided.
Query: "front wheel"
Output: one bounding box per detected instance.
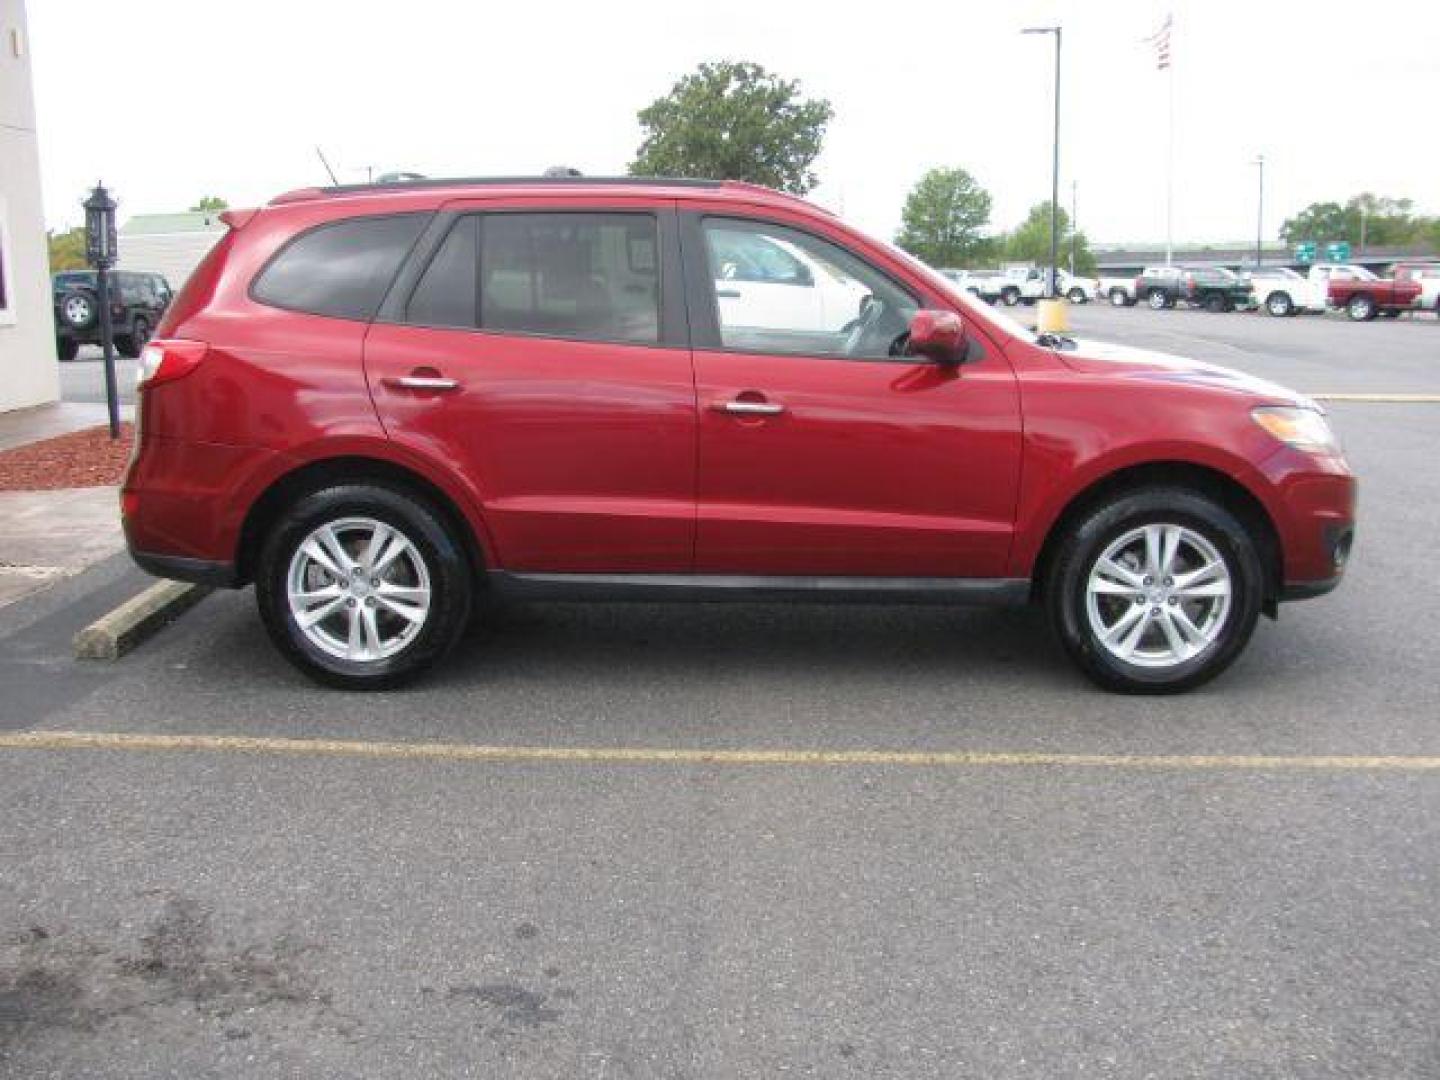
[1109,289,1131,307]
[1346,294,1376,321]
[1001,287,1021,307]
[256,484,473,689]
[1046,488,1264,693]
[1265,292,1294,317]
[1147,289,1171,310]
[1067,287,1087,304]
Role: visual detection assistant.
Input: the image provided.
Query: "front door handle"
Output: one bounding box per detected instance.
[715,398,785,416]
[384,374,460,392]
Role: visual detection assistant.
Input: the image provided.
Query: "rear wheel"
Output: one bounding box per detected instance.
[256,484,473,689]
[1147,288,1171,310]
[1001,286,1021,306]
[1046,487,1264,693]
[1067,287,1087,303]
[1109,288,1130,307]
[1204,292,1229,313]
[1346,294,1377,321]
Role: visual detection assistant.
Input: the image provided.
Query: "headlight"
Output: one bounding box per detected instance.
[1252,406,1340,455]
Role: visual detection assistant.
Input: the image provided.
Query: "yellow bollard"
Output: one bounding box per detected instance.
[1035,298,1070,334]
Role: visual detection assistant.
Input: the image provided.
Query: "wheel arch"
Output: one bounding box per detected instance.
[1027,460,1283,611]
[235,455,490,586]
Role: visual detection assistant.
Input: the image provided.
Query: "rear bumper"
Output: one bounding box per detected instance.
[130,549,241,588]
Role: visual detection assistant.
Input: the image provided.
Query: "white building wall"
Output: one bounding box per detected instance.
[118,230,225,291]
[0,0,59,413]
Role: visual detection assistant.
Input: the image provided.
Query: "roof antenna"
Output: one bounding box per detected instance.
[315,146,340,186]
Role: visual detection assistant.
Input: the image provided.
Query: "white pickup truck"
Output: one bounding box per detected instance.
[1099,276,1137,306]
[974,266,1097,305]
[1245,267,1328,317]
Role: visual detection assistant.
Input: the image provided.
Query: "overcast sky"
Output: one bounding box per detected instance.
[29,0,1440,248]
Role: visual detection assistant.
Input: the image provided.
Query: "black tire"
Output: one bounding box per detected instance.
[118,317,150,358]
[1147,288,1171,310]
[1346,294,1376,321]
[59,289,97,330]
[255,484,473,689]
[1264,291,1293,317]
[1045,487,1264,694]
[1001,287,1021,307]
[1067,287,1087,304]
[1109,288,1131,307]
[1203,292,1230,313]
[56,338,80,362]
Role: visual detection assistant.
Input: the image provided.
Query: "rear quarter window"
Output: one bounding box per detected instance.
[251,213,428,320]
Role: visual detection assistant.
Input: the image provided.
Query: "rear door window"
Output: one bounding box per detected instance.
[479,213,659,344]
[406,216,480,328]
[252,213,427,320]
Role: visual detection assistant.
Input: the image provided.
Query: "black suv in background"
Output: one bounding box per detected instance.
[53,270,173,360]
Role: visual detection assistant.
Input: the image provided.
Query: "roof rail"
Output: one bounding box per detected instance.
[270,175,727,204]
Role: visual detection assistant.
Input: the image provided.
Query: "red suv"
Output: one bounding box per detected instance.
[122,176,1356,693]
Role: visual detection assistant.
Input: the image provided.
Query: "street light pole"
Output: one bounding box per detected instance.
[1252,155,1265,268]
[1023,26,1062,298]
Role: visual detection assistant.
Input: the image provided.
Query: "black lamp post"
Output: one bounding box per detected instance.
[83,184,121,439]
[1023,25,1062,299]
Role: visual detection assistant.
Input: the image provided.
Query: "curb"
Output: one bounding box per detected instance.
[73,580,211,661]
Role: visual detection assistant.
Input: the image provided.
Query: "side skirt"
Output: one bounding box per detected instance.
[488,571,1031,607]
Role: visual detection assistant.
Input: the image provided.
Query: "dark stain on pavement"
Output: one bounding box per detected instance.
[0,894,344,1054]
[448,982,563,1028]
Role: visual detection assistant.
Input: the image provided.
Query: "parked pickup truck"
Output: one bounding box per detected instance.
[1392,262,1440,315]
[1245,267,1327,317]
[1135,265,1254,312]
[1309,263,1422,321]
[1100,275,1137,306]
[973,266,1099,306]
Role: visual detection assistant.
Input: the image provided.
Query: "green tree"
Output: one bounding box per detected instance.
[894,167,993,268]
[47,227,87,272]
[190,196,229,212]
[1004,202,1096,275]
[1280,194,1427,248]
[630,61,833,194]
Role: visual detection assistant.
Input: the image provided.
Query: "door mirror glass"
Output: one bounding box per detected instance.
[907,309,967,365]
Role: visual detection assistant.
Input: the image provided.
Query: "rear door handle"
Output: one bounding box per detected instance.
[715,398,785,416]
[384,374,460,392]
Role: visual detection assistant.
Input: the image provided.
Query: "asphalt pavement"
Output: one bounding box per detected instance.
[3,306,1438,1078]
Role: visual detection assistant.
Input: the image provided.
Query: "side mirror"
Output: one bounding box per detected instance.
[908,309,967,365]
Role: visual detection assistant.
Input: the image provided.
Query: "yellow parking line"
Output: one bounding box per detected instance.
[1,731,1438,771]
[1309,393,1440,403]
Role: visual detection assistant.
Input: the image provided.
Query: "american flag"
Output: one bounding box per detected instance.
[1146,14,1173,70]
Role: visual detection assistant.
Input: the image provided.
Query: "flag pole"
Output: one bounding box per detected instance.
[1164,15,1175,266]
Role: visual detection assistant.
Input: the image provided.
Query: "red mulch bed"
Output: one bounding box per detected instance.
[0,424,135,491]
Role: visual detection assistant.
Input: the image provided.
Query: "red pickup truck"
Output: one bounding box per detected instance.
[1310,263,1422,320]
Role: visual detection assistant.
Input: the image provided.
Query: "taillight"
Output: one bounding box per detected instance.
[137,339,208,389]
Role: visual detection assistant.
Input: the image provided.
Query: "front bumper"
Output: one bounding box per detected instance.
[1258,446,1357,600]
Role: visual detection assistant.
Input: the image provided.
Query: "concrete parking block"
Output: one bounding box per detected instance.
[73,579,210,660]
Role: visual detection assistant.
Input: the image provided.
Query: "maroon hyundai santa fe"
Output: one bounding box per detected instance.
[122,176,1356,693]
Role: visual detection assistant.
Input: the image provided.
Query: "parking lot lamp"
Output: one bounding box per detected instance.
[1023,26,1062,298]
[83,183,121,439]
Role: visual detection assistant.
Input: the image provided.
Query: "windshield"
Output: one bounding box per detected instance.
[1351,266,1379,281]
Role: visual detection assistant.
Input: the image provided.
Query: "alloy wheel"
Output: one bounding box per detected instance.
[285,516,432,662]
[1085,523,1232,669]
